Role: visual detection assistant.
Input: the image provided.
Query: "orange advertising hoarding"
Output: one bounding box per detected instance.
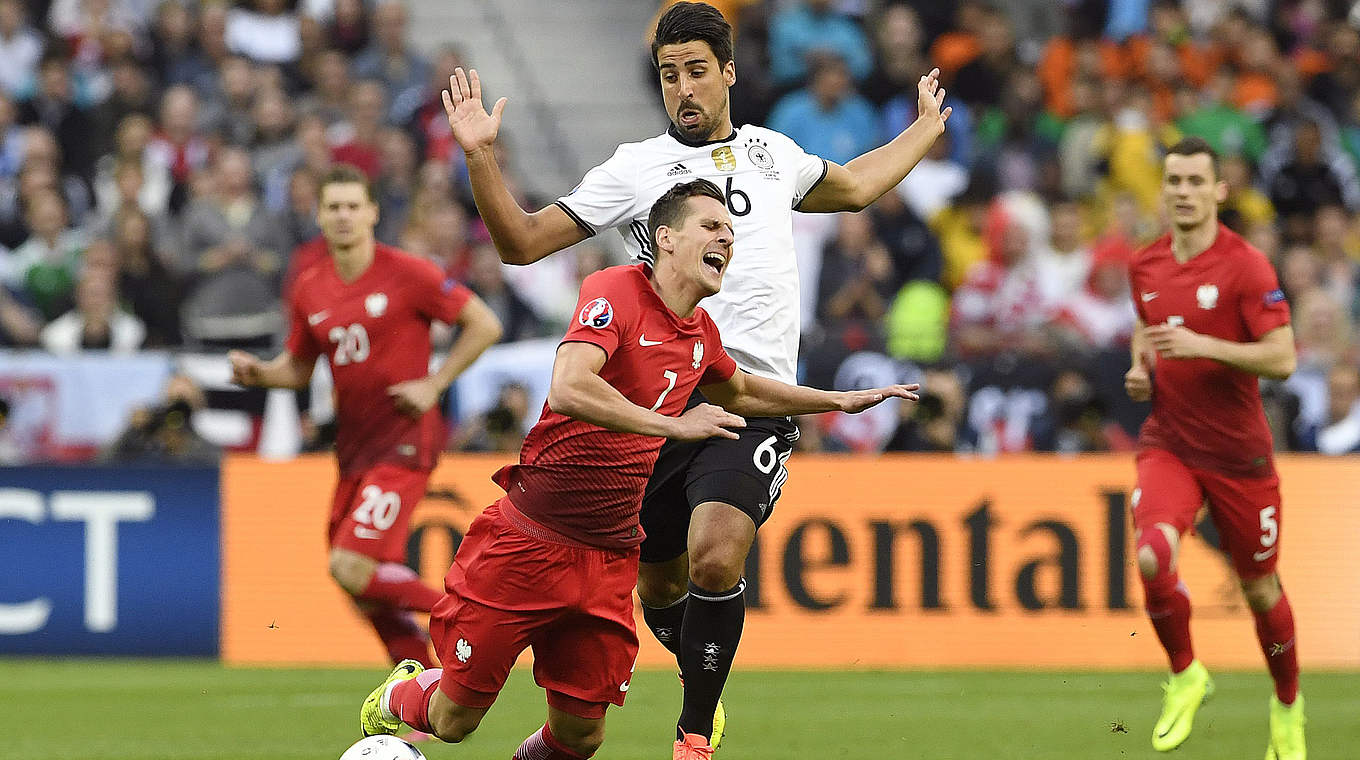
[222,454,1360,668]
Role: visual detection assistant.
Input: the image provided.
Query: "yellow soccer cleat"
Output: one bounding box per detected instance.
[360,659,424,737]
[1265,693,1307,760]
[711,698,725,750]
[1151,659,1214,752]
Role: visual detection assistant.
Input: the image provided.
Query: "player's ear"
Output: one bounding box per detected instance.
[655,225,673,256]
[1214,179,1228,204]
[723,60,736,87]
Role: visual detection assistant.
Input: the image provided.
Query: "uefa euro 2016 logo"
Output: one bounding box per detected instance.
[579,297,614,328]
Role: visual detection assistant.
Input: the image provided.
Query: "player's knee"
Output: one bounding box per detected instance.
[687,548,743,592]
[428,707,481,744]
[1135,524,1178,581]
[328,551,374,596]
[637,562,688,607]
[551,721,604,757]
[1241,574,1282,612]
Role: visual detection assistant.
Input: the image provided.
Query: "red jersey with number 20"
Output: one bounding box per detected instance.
[1130,224,1291,476]
[494,264,737,550]
[286,244,473,476]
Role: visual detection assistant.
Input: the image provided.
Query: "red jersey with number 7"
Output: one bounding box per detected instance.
[494,264,737,550]
[286,244,473,475]
[1129,224,1291,476]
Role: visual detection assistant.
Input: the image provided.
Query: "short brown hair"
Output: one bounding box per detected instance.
[317,163,374,202]
[652,2,734,68]
[1165,136,1220,179]
[648,179,726,252]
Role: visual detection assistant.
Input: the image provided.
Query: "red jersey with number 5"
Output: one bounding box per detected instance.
[495,264,737,549]
[1129,224,1291,476]
[286,244,473,475]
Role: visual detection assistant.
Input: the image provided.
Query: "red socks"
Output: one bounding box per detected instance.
[513,723,590,760]
[1138,529,1195,673]
[362,607,435,668]
[1253,592,1300,704]
[388,668,442,734]
[358,562,443,612]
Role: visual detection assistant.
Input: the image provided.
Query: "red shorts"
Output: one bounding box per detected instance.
[328,463,431,563]
[429,498,640,720]
[1133,448,1283,579]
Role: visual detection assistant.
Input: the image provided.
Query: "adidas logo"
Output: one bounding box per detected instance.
[667,163,691,176]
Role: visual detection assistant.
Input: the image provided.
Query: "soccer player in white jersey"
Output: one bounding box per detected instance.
[440,4,950,758]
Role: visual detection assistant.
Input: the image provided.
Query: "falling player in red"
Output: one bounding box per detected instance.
[1125,138,1304,758]
[229,164,502,668]
[358,180,918,760]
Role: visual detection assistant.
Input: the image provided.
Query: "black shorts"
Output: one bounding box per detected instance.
[638,396,799,564]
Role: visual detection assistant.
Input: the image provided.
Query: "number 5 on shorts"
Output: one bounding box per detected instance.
[1258,505,1278,549]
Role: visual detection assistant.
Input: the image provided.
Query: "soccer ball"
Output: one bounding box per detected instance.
[338,735,426,760]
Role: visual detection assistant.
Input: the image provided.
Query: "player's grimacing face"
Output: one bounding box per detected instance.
[317,182,378,247]
[673,195,733,296]
[1162,153,1226,230]
[656,42,735,140]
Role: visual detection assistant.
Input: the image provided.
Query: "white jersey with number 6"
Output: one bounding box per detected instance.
[555,125,828,385]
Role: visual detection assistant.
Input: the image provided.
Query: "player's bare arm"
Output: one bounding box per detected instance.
[388,294,503,418]
[701,369,919,417]
[442,67,587,264]
[796,68,952,213]
[1145,322,1296,379]
[548,341,745,441]
[1125,318,1154,402]
[228,349,315,389]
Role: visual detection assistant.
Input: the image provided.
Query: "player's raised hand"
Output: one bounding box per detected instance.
[442,67,507,154]
[228,349,263,387]
[671,403,746,441]
[388,377,441,418]
[1125,350,1156,402]
[836,383,921,414]
[917,67,952,128]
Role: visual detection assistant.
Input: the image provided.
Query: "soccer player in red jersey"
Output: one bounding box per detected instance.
[229,164,502,668]
[358,180,918,760]
[1125,137,1305,758]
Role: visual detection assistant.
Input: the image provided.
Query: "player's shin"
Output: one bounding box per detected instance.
[642,593,689,658]
[358,562,444,612]
[514,722,593,760]
[1252,591,1300,704]
[387,668,442,734]
[677,579,745,741]
[1138,530,1195,672]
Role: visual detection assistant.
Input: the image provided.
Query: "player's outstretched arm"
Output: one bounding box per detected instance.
[548,342,745,441]
[388,295,503,418]
[796,68,952,213]
[1145,322,1296,379]
[228,349,315,390]
[702,370,919,417]
[443,67,588,265]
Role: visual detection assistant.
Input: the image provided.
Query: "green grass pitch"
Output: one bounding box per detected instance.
[6,660,1357,759]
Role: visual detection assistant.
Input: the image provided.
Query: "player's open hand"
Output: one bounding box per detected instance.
[388,377,441,418]
[1145,323,1212,360]
[837,383,921,414]
[917,68,952,129]
[442,67,507,154]
[227,350,262,387]
[671,403,746,441]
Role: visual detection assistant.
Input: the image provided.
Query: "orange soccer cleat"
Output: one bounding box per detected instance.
[673,732,715,760]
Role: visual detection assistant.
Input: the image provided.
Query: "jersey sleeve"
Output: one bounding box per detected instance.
[284,281,323,363]
[1238,251,1291,339]
[554,145,644,236]
[767,130,829,208]
[698,310,738,385]
[560,268,634,358]
[409,257,473,324]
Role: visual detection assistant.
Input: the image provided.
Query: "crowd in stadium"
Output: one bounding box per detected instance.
[2,0,1360,459]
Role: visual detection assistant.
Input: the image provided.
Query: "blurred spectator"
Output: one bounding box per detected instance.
[930,177,990,290]
[870,186,943,284]
[463,241,544,343]
[951,7,1019,110]
[94,114,173,227]
[249,87,303,211]
[767,54,879,165]
[226,0,301,65]
[280,165,319,252]
[149,0,212,90]
[299,48,351,129]
[201,54,259,146]
[1310,364,1360,454]
[0,90,26,180]
[0,284,39,345]
[352,0,429,126]
[178,146,287,348]
[1175,70,1268,164]
[406,44,464,162]
[883,279,950,365]
[329,78,385,178]
[147,84,210,205]
[1313,204,1360,317]
[19,52,98,182]
[1263,120,1358,238]
[110,208,181,346]
[1220,152,1275,229]
[91,57,157,160]
[767,0,872,88]
[373,126,417,245]
[883,367,966,452]
[39,263,146,353]
[892,131,967,220]
[454,381,530,453]
[0,0,44,99]
[1033,369,1134,453]
[1051,244,1137,352]
[3,188,87,320]
[861,3,926,106]
[816,212,899,337]
[323,0,369,55]
[1033,198,1092,304]
[101,372,219,463]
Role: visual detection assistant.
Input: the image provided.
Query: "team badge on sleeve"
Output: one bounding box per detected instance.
[579,297,614,328]
[1264,288,1286,305]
